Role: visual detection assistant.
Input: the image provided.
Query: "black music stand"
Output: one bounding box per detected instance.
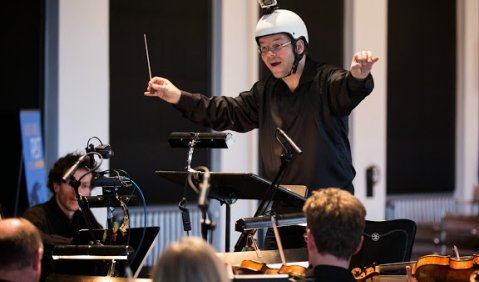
[168,132,233,148]
[155,170,307,251]
[51,227,159,278]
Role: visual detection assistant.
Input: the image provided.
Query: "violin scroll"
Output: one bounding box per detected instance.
[351,265,379,281]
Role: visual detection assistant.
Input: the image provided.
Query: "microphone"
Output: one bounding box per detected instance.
[62,154,89,183]
[91,176,131,188]
[86,143,114,159]
[81,195,138,208]
[198,171,211,210]
[276,128,302,155]
[93,144,113,159]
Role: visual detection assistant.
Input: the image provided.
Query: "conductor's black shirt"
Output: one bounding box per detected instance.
[174,56,374,213]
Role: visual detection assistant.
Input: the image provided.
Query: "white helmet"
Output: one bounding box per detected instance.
[255,9,309,44]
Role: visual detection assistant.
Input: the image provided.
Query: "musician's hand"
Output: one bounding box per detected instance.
[224,262,235,279]
[406,265,418,282]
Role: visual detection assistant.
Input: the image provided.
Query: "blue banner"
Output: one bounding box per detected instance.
[19,110,50,206]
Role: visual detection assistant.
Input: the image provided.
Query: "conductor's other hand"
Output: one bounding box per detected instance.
[350,50,379,80]
[144,77,181,104]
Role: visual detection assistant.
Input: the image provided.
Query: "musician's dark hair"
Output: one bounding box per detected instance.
[47,152,91,193]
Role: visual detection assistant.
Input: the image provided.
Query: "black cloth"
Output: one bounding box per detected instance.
[312,265,356,282]
[22,197,101,282]
[264,224,306,250]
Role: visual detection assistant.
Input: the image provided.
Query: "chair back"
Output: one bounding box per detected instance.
[349,219,417,274]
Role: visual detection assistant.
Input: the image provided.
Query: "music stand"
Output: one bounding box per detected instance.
[52,227,160,278]
[168,132,233,148]
[155,170,307,251]
[156,171,306,201]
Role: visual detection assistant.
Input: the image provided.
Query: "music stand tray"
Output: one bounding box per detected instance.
[154,171,307,202]
[52,227,159,278]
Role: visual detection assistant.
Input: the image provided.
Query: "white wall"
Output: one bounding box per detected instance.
[455,0,479,207]
[348,0,388,220]
[57,0,110,226]
[216,0,259,252]
[57,0,109,156]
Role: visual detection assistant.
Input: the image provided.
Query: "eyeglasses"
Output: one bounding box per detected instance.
[258,41,291,55]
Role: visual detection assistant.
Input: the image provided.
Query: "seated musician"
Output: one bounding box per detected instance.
[22,152,102,281]
[302,187,366,282]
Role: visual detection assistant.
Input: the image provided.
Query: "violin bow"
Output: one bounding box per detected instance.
[453,245,460,259]
[271,214,286,265]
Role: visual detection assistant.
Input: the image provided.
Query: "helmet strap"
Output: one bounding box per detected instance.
[283,39,304,78]
[290,51,304,75]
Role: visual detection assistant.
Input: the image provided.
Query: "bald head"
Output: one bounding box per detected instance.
[0,218,43,271]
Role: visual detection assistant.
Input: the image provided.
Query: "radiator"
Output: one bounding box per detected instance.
[386,193,458,224]
[128,205,202,267]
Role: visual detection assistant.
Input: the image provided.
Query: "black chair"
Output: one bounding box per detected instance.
[349,219,417,275]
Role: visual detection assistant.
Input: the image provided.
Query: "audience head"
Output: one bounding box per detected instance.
[0,218,43,282]
[151,236,230,282]
[303,187,366,265]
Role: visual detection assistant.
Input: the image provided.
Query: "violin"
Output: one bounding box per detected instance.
[234,259,308,278]
[413,254,479,282]
[233,214,309,280]
[352,253,479,282]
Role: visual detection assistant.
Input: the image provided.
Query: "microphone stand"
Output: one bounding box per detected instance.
[234,150,295,252]
[198,170,215,243]
[200,209,216,243]
[178,134,200,235]
[66,175,101,245]
[235,127,301,252]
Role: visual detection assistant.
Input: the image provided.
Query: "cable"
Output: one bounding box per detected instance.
[130,179,147,265]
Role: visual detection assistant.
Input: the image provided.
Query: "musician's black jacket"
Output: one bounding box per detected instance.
[313,265,356,282]
[23,197,101,281]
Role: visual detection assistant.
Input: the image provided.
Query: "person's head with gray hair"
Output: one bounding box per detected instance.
[0,217,43,282]
[151,236,230,282]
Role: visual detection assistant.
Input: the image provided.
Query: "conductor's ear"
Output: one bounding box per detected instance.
[295,39,305,55]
